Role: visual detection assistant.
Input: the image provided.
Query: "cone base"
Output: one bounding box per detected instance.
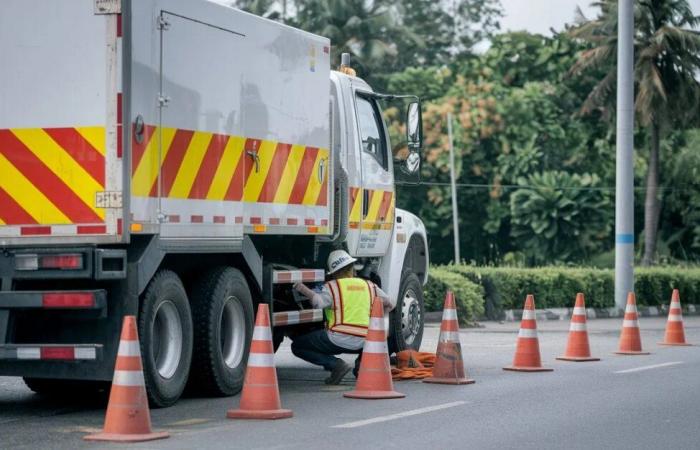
[659,342,693,346]
[83,431,169,443]
[556,356,600,362]
[423,377,475,385]
[503,366,553,372]
[343,390,406,399]
[227,408,293,420]
[614,351,650,355]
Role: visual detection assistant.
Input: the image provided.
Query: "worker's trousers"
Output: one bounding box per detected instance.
[291,329,362,373]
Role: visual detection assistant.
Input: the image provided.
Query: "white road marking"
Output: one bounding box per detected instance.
[332,401,467,429]
[614,361,683,374]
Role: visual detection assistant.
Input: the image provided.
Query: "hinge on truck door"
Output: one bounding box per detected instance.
[157,15,171,30]
[157,94,171,108]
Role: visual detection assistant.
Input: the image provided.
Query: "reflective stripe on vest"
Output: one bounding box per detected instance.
[325,278,376,337]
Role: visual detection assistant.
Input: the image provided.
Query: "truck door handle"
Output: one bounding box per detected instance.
[246,150,260,173]
[318,158,327,183]
[363,189,369,217]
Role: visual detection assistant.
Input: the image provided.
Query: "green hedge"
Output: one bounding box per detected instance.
[424,266,485,324]
[426,265,700,320]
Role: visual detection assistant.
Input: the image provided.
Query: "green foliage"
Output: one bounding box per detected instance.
[509,171,613,264]
[423,267,485,324]
[436,265,700,319]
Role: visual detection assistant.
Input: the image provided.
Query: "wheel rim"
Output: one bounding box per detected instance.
[401,288,422,346]
[220,296,246,369]
[152,300,183,379]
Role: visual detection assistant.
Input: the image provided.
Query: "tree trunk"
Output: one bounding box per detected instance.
[641,122,661,266]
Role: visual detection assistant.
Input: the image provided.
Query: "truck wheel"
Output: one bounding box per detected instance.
[138,270,193,408]
[388,272,424,353]
[187,267,253,396]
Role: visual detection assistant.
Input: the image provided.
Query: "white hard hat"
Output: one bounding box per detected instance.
[327,250,357,275]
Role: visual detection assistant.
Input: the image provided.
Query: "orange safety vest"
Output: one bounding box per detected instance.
[325,278,377,337]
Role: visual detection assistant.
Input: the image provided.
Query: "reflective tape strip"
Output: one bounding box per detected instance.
[17,348,41,359]
[247,352,275,367]
[441,309,458,321]
[272,269,325,284]
[253,326,272,341]
[113,370,145,387]
[118,340,141,357]
[369,318,385,330]
[74,347,97,360]
[569,322,587,332]
[668,314,682,322]
[521,309,536,320]
[625,304,637,313]
[623,319,638,328]
[439,331,460,342]
[518,328,538,338]
[363,340,388,354]
[273,309,323,326]
[573,307,586,316]
[670,301,681,309]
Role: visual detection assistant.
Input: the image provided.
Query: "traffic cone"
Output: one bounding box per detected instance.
[660,289,693,346]
[557,293,600,362]
[227,303,292,419]
[615,292,650,355]
[84,316,169,442]
[503,295,553,372]
[344,297,405,399]
[423,291,475,385]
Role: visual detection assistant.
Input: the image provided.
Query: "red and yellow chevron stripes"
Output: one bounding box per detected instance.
[131,126,329,207]
[0,127,106,226]
[348,187,394,231]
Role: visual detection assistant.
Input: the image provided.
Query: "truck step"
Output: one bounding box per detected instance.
[0,344,103,361]
[272,269,325,284]
[273,309,324,326]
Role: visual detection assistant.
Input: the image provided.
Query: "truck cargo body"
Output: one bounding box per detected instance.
[0,0,428,407]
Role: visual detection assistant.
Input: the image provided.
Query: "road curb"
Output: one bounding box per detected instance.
[500,304,700,322]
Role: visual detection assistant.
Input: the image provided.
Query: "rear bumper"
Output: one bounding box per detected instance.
[0,344,103,361]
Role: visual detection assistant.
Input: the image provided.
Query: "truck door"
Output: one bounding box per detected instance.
[354,92,395,256]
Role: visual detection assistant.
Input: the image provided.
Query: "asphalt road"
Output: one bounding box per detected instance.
[1,316,698,449]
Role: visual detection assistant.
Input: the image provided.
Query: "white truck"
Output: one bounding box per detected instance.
[0,0,428,407]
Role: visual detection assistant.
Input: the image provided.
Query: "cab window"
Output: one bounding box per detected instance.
[356,95,388,170]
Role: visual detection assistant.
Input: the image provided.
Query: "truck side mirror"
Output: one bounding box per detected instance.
[403,101,422,178]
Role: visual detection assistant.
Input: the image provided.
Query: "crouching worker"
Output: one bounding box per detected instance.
[292,250,395,384]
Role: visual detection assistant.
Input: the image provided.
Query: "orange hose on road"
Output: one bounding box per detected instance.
[391,350,436,380]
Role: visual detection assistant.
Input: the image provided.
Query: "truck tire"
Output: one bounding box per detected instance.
[138,270,193,408]
[388,272,424,353]
[187,267,253,397]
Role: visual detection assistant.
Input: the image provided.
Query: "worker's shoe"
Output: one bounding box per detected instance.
[325,360,352,385]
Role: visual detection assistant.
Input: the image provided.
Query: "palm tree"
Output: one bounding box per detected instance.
[568,0,700,265]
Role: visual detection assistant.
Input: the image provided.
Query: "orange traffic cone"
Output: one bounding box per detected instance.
[615,292,650,355]
[660,289,693,346]
[84,316,169,442]
[424,291,475,385]
[227,303,293,419]
[503,295,553,372]
[344,297,405,399]
[557,293,600,362]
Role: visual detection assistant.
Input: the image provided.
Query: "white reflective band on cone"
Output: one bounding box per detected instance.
[75,347,97,360]
[521,310,536,320]
[118,340,141,357]
[253,326,272,341]
[441,309,458,320]
[625,304,637,313]
[370,318,384,330]
[113,370,145,387]
[17,348,40,359]
[439,331,460,342]
[518,328,538,338]
[363,340,388,354]
[247,352,275,367]
[668,314,683,322]
[573,307,586,316]
[569,322,587,332]
[623,319,638,328]
[670,301,681,309]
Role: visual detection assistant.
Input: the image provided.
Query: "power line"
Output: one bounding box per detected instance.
[397,181,700,193]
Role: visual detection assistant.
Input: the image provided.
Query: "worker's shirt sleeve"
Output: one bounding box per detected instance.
[375,286,396,310]
[310,284,333,310]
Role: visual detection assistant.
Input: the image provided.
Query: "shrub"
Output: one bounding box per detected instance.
[424,266,485,324]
